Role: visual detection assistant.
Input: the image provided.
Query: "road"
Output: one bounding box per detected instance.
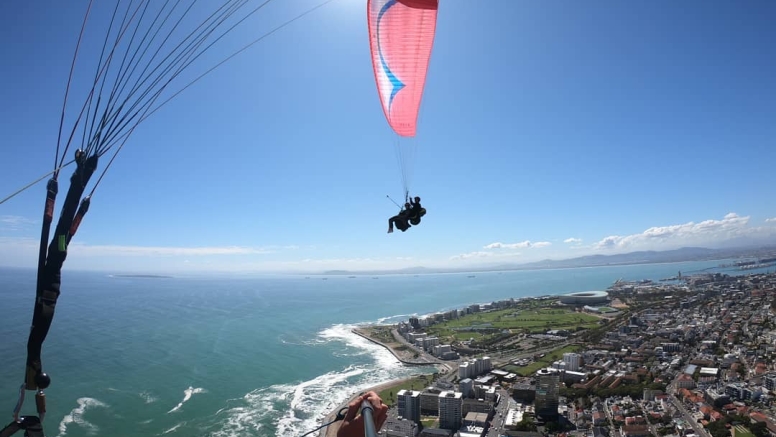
[602,399,622,437]
[390,328,451,371]
[486,389,511,437]
[666,381,711,437]
[488,342,574,368]
[670,396,711,437]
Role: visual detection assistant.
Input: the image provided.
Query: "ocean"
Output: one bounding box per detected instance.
[0,260,768,437]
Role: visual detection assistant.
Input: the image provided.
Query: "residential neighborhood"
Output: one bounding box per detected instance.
[368,271,776,437]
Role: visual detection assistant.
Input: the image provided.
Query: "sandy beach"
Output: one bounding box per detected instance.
[317,327,443,436]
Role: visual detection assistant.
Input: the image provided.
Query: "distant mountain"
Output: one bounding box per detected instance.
[317,245,776,275]
[486,245,776,271]
[509,246,722,270]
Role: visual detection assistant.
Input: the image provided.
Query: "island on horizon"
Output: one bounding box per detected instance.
[111,274,173,279]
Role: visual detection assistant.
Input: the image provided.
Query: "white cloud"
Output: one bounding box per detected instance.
[0,237,295,259]
[0,236,37,245]
[70,244,277,257]
[213,256,424,273]
[1,215,35,225]
[6,210,776,274]
[78,243,305,257]
[451,251,494,260]
[0,237,413,273]
[467,241,550,261]
[593,212,776,251]
[450,251,522,261]
[594,236,621,250]
[0,215,37,231]
[484,240,551,249]
[296,257,377,264]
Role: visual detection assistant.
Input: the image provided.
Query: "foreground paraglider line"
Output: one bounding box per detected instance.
[0,1,338,436]
[0,0,335,208]
[300,406,349,437]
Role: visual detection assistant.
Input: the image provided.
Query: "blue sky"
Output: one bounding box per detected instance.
[1,0,776,273]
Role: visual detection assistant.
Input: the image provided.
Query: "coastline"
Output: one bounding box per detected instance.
[318,327,441,436]
[318,376,415,437]
[351,328,442,367]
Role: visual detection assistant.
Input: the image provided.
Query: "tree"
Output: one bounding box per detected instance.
[515,417,537,432]
[750,422,768,437]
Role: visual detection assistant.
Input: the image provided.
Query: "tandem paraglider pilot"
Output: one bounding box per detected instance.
[387,196,425,234]
[408,196,424,225]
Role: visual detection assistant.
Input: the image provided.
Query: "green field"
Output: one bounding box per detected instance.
[362,327,396,344]
[504,345,583,376]
[452,331,485,341]
[421,418,437,429]
[734,426,755,437]
[593,307,618,313]
[378,374,435,408]
[425,306,600,342]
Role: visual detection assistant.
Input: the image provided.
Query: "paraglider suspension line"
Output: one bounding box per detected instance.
[386,194,401,210]
[298,406,349,437]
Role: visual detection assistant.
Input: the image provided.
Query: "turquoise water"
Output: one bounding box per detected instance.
[0,260,766,436]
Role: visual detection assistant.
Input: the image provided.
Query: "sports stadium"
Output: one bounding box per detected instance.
[558,290,610,305]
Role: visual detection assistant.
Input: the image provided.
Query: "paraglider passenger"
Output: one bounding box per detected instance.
[388,203,412,233]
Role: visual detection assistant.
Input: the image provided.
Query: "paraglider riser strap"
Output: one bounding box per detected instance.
[1,416,44,437]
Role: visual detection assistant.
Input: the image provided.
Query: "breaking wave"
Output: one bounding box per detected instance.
[160,422,186,435]
[167,387,207,413]
[205,323,429,437]
[140,391,158,404]
[55,397,108,437]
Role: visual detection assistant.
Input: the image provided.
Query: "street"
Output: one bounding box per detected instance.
[487,389,511,437]
[603,399,622,437]
[670,396,711,437]
[667,381,711,437]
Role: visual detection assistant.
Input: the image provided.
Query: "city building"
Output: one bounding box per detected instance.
[397,390,421,422]
[563,352,581,371]
[382,417,419,437]
[438,391,463,430]
[458,378,473,398]
[535,370,560,420]
[419,388,442,415]
[458,357,493,380]
[559,290,610,305]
